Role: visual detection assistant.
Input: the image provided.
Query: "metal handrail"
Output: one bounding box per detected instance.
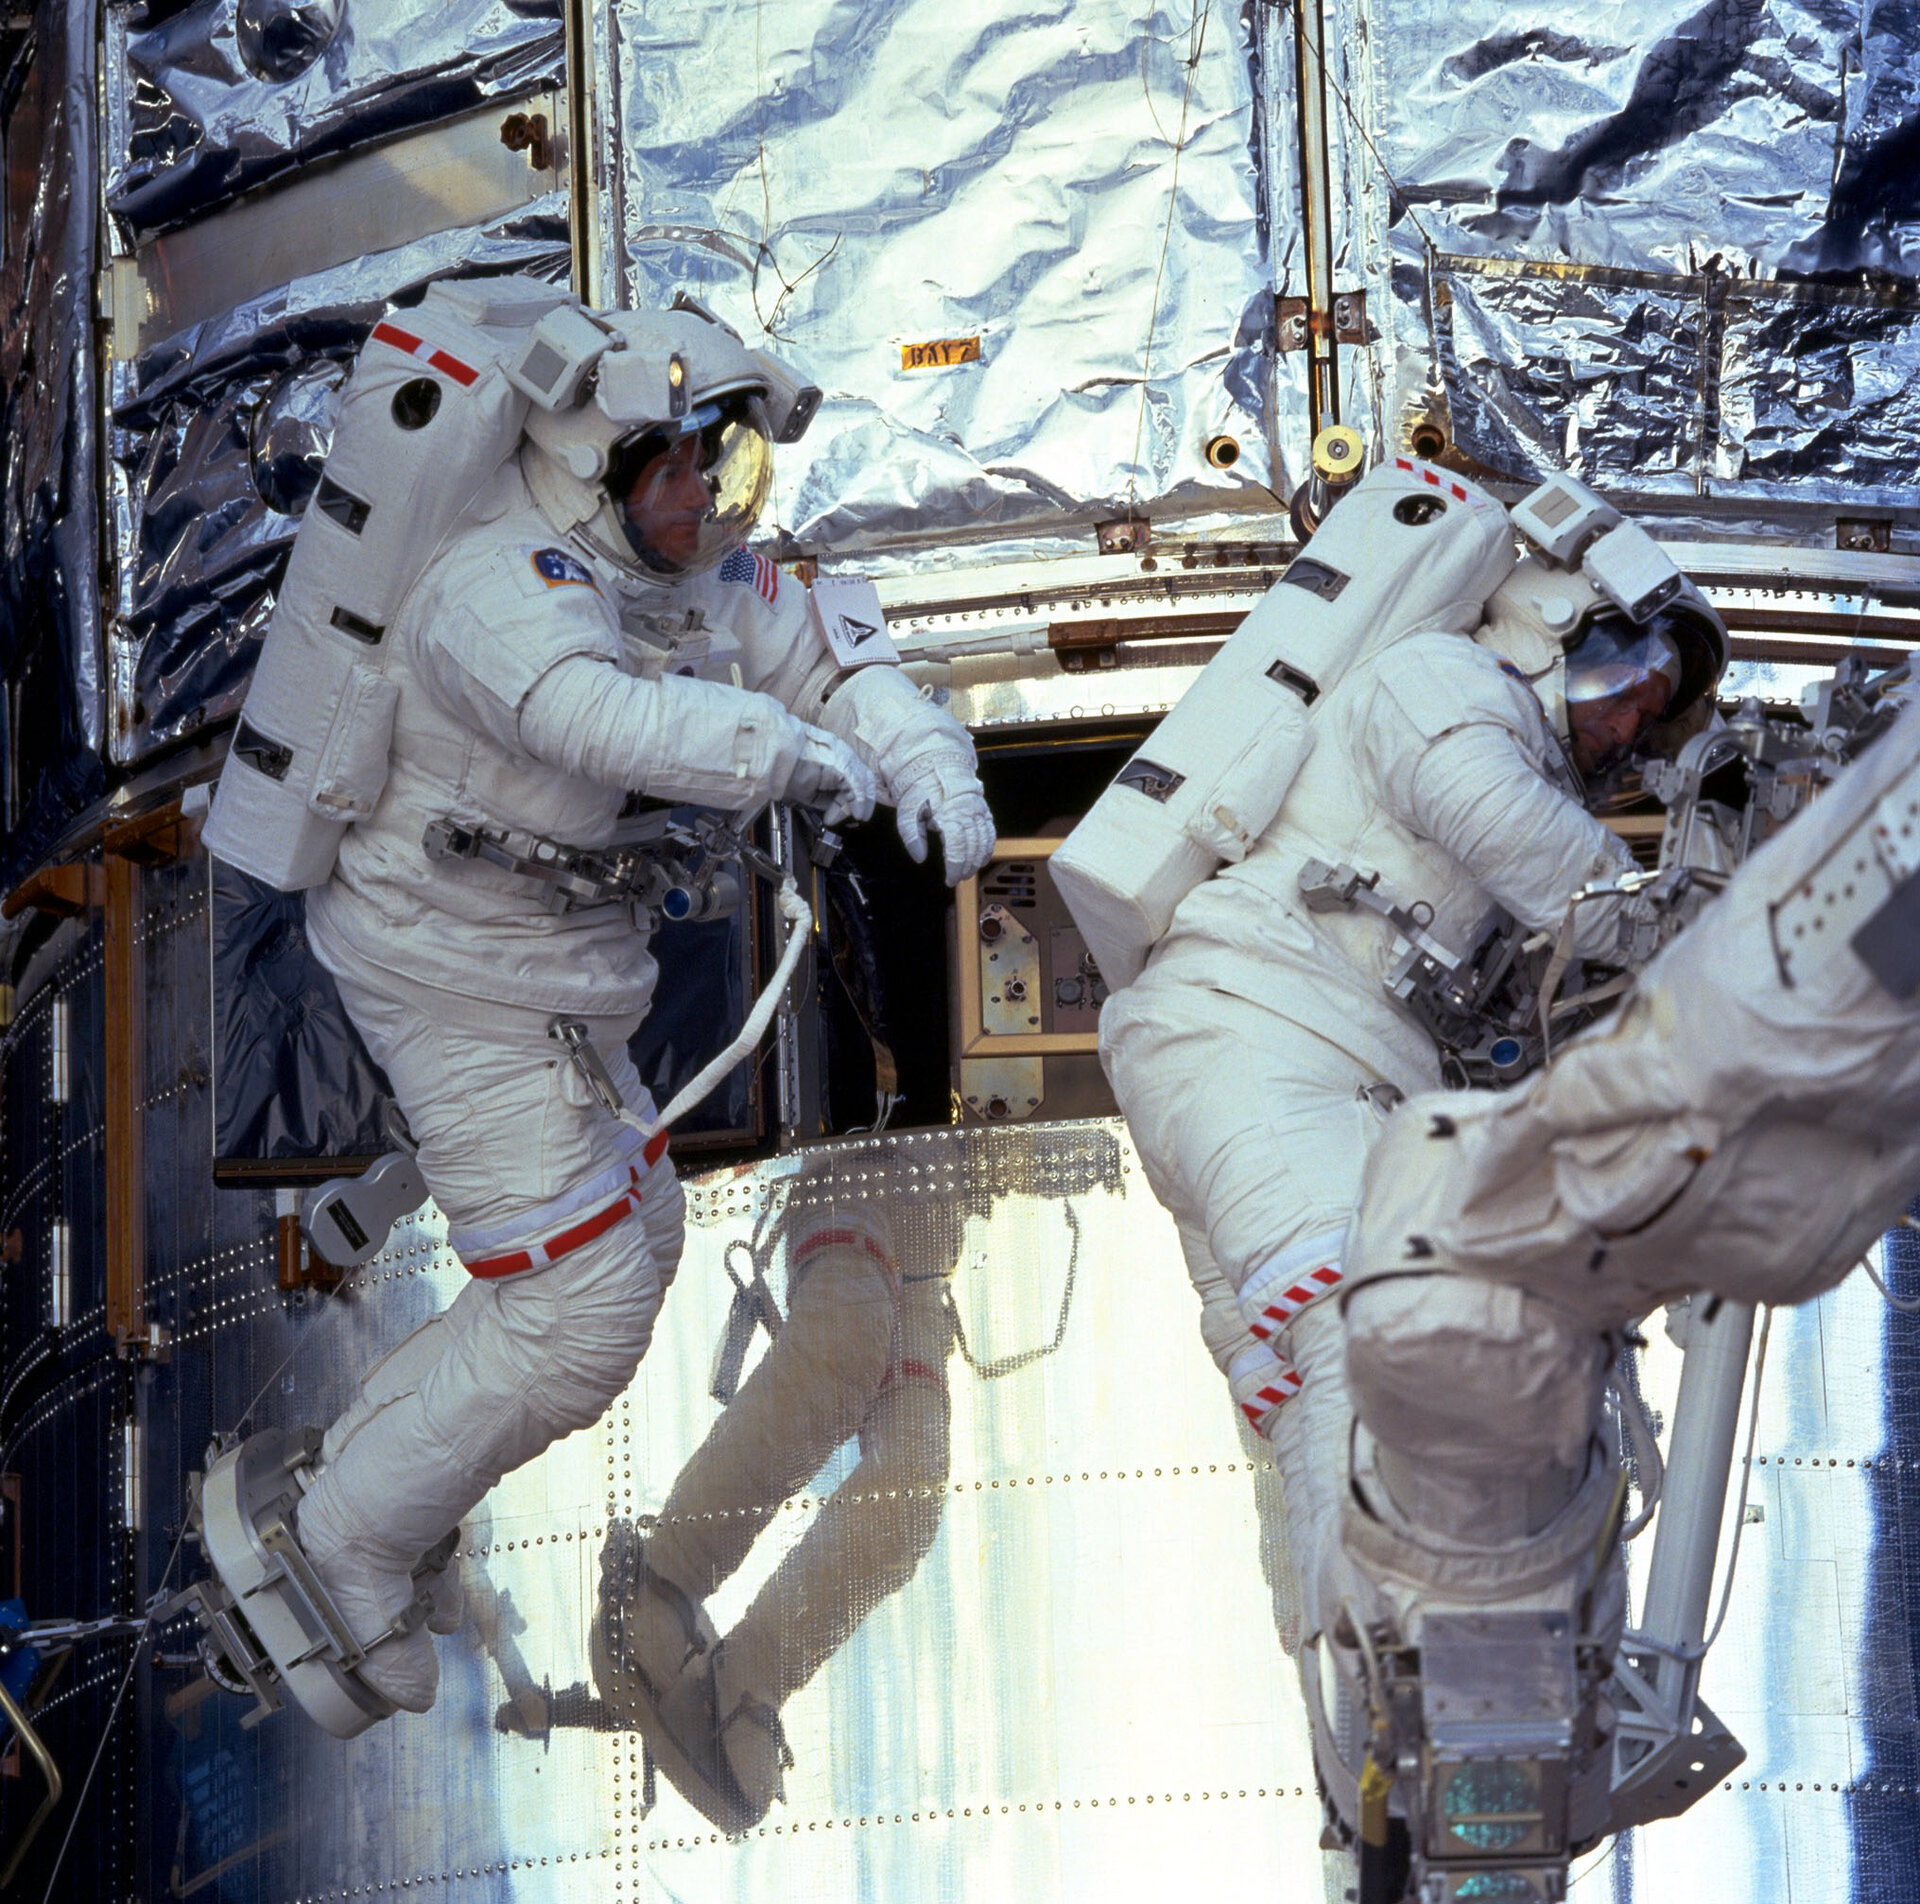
[0,1667,62,1889]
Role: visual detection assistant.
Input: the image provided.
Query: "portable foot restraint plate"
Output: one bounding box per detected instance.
[164,1426,438,1738]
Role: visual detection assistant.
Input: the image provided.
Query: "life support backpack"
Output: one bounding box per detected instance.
[1051,458,1517,991]
[202,275,574,891]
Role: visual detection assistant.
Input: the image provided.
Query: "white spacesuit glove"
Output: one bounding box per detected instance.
[780,727,879,827]
[892,751,996,883]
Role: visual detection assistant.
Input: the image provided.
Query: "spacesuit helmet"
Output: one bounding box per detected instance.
[516,301,820,583]
[1561,588,1727,772]
[1479,556,1728,775]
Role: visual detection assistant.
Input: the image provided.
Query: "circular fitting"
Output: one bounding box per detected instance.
[1407,418,1449,460]
[391,378,442,432]
[1204,434,1241,470]
[1311,425,1364,486]
[1535,593,1581,635]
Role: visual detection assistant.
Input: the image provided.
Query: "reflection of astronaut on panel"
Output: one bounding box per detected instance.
[1061,462,1728,1874]
[592,1130,1113,1832]
[187,282,994,1732]
[594,1176,959,1832]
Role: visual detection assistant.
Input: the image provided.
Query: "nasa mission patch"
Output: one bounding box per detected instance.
[530,547,599,591]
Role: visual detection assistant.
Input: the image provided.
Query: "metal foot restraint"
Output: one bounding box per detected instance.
[157,1426,450,1740]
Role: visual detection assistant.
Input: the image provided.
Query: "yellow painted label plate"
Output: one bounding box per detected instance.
[900,335,983,370]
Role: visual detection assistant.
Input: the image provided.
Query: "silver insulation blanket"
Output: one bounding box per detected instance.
[0,1,104,799]
[1349,0,1920,504]
[103,0,564,239]
[108,202,570,763]
[604,0,1285,555]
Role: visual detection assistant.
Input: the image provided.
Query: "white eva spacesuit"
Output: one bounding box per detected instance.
[1093,464,1724,1809]
[272,300,994,1716]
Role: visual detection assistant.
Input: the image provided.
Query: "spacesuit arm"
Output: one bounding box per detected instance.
[725,576,981,798]
[1373,682,1637,960]
[722,569,993,877]
[518,655,865,814]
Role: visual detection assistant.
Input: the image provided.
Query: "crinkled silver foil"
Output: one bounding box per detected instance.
[1348,0,1920,506]
[1,2,103,765]
[1356,0,1856,274]
[108,197,570,764]
[1433,263,1708,490]
[103,0,564,240]
[1718,286,1920,502]
[607,0,1283,556]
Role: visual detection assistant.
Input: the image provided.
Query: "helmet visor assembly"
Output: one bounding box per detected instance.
[1563,615,1684,715]
[604,393,775,577]
[1561,595,1729,771]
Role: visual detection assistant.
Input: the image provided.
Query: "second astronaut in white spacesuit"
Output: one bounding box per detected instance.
[1098,481,1723,1790]
[290,303,995,1716]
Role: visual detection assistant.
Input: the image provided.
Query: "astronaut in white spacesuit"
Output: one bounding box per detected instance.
[289,304,995,1716]
[1097,480,1724,1796]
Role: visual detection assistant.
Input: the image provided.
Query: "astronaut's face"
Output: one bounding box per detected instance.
[1567,673,1672,775]
[621,434,712,570]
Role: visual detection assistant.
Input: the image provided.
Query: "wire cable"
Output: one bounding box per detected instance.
[1126,0,1212,524]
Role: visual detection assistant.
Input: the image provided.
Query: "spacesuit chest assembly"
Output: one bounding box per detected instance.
[1049,457,1920,1904]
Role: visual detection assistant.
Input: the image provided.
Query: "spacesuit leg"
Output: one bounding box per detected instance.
[1101,980,1403,1664]
[641,1206,900,1603]
[298,1162,683,1710]
[679,1266,957,1824]
[318,1318,466,1633]
[289,965,685,1714]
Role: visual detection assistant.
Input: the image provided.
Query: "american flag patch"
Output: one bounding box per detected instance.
[719,546,780,606]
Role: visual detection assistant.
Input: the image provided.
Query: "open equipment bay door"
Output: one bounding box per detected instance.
[0,0,1915,1898]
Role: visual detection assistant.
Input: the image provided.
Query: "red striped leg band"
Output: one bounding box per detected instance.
[791,1227,897,1278]
[1246,1262,1343,1341]
[461,1127,669,1279]
[1238,1365,1304,1425]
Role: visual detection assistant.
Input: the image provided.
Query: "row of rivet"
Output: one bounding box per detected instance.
[486,1457,1283,1553]
[132,895,207,948]
[640,1785,1315,1854]
[286,1849,616,1898]
[0,1365,118,1461]
[1752,1456,1913,1469]
[0,1298,108,1419]
[151,1233,274,1298]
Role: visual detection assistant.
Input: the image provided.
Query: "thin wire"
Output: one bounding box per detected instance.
[1126,0,1212,522]
[39,1519,190,1904]
[38,1261,367,1900]
[1269,0,1444,268]
[1863,1224,1920,1312]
